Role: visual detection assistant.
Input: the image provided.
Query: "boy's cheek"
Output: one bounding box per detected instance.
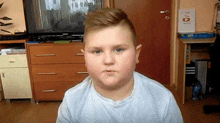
[84,57,100,69]
[85,64,101,77]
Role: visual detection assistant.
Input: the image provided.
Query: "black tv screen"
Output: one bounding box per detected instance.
[23,0,102,38]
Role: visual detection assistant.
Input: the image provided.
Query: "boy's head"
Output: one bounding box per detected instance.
[82,8,142,91]
[84,8,137,47]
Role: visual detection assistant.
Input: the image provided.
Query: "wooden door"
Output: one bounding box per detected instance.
[115,0,171,83]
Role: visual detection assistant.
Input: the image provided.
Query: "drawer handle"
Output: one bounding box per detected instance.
[76,53,84,56]
[77,72,88,74]
[38,73,57,75]
[9,60,15,63]
[42,90,56,93]
[35,54,56,57]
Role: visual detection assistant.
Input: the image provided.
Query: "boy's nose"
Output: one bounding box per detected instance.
[103,52,115,65]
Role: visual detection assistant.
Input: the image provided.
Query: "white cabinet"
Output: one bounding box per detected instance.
[0,54,32,103]
[0,79,3,101]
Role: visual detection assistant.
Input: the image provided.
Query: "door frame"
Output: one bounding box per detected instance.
[170,0,180,89]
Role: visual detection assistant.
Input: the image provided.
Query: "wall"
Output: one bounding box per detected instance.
[0,0,26,35]
[179,0,217,32]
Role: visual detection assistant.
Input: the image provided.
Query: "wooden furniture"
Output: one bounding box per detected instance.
[26,42,88,103]
[0,40,33,104]
[177,38,215,104]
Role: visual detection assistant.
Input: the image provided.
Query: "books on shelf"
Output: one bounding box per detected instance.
[0,48,26,55]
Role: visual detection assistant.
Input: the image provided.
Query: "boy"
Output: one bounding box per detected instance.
[56,8,183,123]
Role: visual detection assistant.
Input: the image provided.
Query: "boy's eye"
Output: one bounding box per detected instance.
[93,50,101,54]
[115,48,123,53]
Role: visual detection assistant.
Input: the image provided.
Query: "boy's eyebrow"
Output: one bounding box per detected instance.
[87,44,129,49]
[113,44,129,47]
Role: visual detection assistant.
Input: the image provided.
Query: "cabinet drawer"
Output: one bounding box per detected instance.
[33,81,78,101]
[0,54,27,68]
[31,64,88,82]
[29,45,85,64]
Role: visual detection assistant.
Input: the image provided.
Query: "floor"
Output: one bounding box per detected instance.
[0,84,220,123]
[0,100,60,123]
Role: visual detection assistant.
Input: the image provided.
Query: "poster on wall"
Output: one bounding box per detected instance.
[178,9,195,33]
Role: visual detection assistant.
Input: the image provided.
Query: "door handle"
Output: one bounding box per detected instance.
[160,10,170,14]
[2,73,4,77]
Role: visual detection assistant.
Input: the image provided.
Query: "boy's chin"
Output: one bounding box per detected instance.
[98,80,125,90]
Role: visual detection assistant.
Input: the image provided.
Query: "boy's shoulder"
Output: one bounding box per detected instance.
[64,76,92,101]
[134,71,172,98]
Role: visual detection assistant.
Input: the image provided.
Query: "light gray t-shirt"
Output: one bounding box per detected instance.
[56,72,183,123]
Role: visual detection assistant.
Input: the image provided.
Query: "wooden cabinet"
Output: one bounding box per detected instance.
[177,38,215,104]
[0,54,32,102]
[26,42,88,102]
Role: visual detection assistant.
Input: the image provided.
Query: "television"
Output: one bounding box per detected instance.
[23,0,102,41]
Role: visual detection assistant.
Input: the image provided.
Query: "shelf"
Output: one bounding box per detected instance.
[181,38,215,44]
[0,39,27,44]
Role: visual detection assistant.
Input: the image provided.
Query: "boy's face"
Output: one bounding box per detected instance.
[83,25,142,90]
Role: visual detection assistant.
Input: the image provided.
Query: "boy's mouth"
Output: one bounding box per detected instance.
[104,70,116,72]
[103,70,117,74]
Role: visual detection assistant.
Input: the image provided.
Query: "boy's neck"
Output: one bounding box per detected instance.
[92,77,134,101]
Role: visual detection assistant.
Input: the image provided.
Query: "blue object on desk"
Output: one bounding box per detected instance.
[26,41,40,44]
[178,32,216,39]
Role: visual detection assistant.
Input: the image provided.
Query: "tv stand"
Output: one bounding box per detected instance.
[28,34,83,42]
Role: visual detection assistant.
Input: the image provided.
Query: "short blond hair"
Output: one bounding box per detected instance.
[84,8,136,46]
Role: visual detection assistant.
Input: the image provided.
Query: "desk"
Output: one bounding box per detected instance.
[177,38,215,104]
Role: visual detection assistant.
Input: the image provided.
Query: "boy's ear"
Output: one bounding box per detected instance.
[81,49,85,53]
[135,44,142,64]
[81,48,86,67]
[81,42,85,54]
